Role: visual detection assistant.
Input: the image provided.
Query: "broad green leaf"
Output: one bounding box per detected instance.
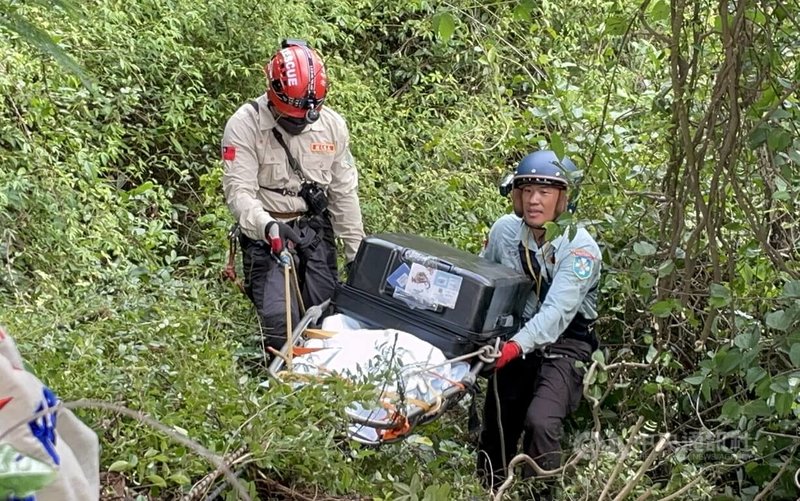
[108,460,134,472]
[709,283,731,308]
[605,15,627,35]
[657,259,674,278]
[701,379,712,401]
[789,343,800,368]
[745,367,767,388]
[147,474,167,488]
[782,281,800,298]
[767,129,792,152]
[650,300,674,318]
[0,444,57,498]
[550,133,565,158]
[591,350,605,365]
[169,473,191,485]
[748,125,768,149]
[407,435,434,447]
[512,0,535,20]
[772,190,790,201]
[754,375,773,399]
[544,221,562,241]
[432,12,456,42]
[642,382,660,395]
[684,375,705,385]
[720,399,741,421]
[769,377,789,393]
[128,181,154,196]
[717,349,742,375]
[765,310,792,331]
[568,223,578,241]
[744,8,766,24]
[639,272,656,292]
[774,392,794,417]
[733,330,759,351]
[633,241,657,257]
[742,399,771,417]
[649,0,670,21]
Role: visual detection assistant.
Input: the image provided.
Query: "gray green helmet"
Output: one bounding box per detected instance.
[512,150,581,213]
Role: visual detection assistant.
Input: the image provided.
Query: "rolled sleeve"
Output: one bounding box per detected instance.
[327,126,365,261]
[221,111,272,241]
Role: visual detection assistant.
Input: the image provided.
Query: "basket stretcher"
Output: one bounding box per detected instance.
[267,300,486,446]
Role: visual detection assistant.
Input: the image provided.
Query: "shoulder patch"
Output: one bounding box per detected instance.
[572,255,594,280]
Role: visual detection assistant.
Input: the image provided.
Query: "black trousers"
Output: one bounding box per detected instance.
[240,214,338,352]
[477,337,592,488]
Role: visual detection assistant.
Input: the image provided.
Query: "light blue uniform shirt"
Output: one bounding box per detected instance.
[480,214,601,354]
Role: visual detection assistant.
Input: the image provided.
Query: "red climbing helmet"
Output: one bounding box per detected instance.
[265,39,328,121]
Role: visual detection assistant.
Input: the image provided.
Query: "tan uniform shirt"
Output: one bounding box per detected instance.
[221,94,365,261]
[0,327,100,501]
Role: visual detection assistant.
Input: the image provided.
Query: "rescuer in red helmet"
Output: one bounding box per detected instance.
[221,39,365,354]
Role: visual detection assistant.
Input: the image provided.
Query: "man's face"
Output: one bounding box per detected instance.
[520,184,562,227]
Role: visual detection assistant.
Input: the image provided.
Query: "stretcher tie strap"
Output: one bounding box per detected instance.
[422,369,466,391]
[381,414,410,441]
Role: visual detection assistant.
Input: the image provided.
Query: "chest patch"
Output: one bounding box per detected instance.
[310,142,336,154]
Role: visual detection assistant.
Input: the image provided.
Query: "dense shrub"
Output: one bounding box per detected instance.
[1,0,798,498]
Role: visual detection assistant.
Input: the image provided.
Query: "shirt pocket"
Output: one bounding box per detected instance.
[257,150,290,189]
[300,151,333,186]
[503,247,523,273]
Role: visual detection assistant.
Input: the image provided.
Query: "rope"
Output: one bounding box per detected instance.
[282,251,293,370]
[495,370,507,480]
[183,446,248,501]
[290,258,306,315]
[403,343,500,378]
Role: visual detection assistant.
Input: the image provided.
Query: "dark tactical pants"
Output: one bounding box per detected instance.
[240,214,338,353]
[477,337,593,488]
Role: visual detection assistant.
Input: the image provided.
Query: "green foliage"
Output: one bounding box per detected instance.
[0,0,90,87]
[1,0,800,499]
[0,445,57,499]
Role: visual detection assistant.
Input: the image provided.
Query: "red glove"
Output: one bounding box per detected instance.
[495,341,522,370]
[265,221,301,255]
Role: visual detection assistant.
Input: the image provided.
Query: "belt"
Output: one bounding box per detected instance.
[269,211,305,220]
[536,349,566,360]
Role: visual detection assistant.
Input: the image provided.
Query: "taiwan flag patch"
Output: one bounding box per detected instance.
[222,145,236,161]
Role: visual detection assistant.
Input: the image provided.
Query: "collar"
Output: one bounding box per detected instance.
[256,94,276,131]
[307,117,326,132]
[516,220,564,253]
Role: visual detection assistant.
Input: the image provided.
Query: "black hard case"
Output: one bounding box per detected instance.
[333,233,532,357]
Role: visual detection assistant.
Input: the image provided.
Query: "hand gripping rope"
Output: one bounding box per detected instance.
[266,248,305,370]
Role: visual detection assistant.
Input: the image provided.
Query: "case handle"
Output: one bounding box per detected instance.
[401,249,455,273]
